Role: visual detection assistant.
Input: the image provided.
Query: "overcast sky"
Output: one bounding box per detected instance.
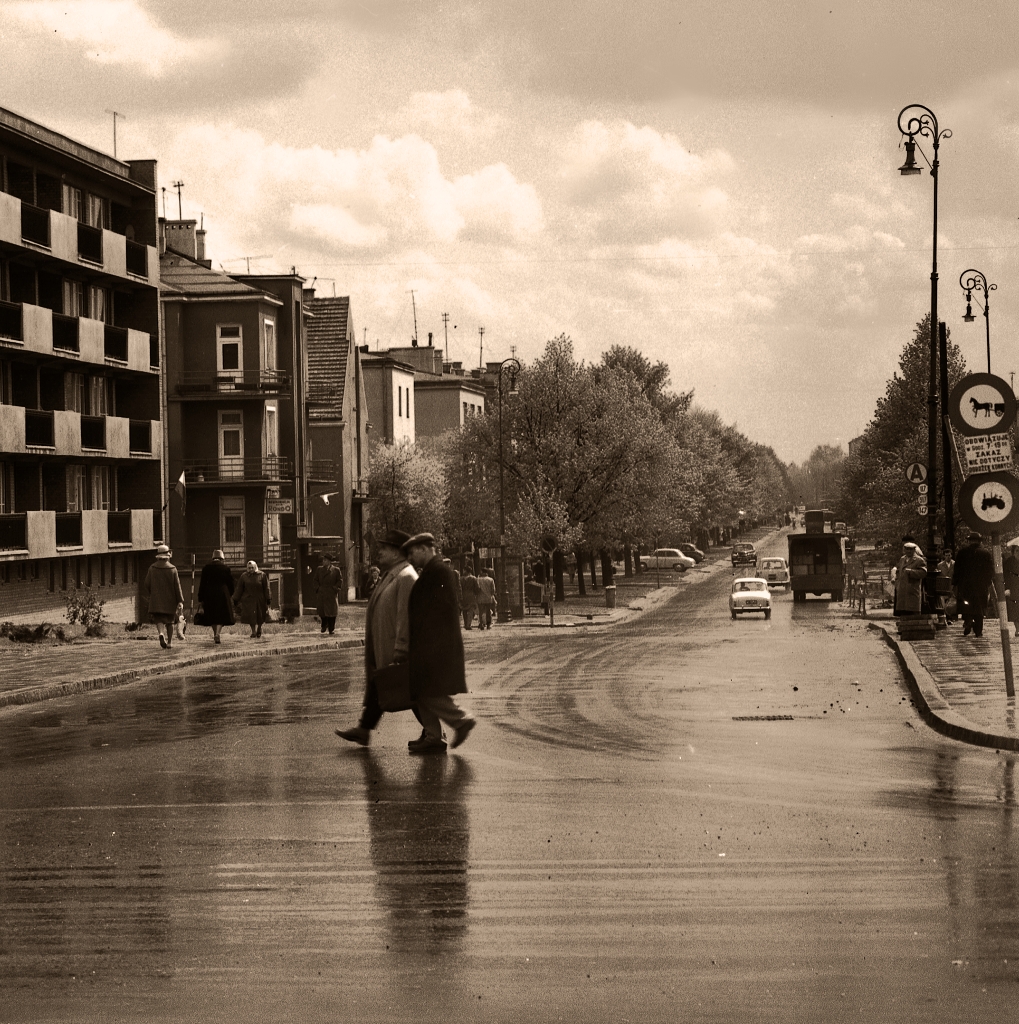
[4,0,1019,462]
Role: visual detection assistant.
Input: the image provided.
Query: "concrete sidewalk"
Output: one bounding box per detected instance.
[878,618,1019,751]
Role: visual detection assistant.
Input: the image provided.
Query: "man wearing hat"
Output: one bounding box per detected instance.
[402,532,476,754]
[143,544,185,649]
[312,551,344,635]
[336,529,418,745]
[953,532,995,637]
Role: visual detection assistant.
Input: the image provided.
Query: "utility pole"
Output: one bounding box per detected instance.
[441,312,450,361]
[160,187,167,220]
[105,109,125,159]
[478,326,485,369]
[172,181,184,220]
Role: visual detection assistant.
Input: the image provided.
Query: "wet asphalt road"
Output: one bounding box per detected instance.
[3,536,1019,1022]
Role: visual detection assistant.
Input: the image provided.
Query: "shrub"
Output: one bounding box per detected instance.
[0,622,67,643]
[65,587,106,635]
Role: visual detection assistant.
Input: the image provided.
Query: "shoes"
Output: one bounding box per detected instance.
[335,726,371,746]
[158,633,167,649]
[256,625,262,638]
[249,631,257,638]
[975,632,983,638]
[450,718,476,749]
[963,624,972,636]
[214,635,222,644]
[408,734,447,755]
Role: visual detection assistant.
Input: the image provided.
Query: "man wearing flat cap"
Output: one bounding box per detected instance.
[402,532,476,754]
[336,528,418,744]
[953,532,995,637]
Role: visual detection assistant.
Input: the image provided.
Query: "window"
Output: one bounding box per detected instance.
[398,386,403,418]
[63,279,84,317]
[63,185,83,222]
[64,372,85,413]
[220,496,245,560]
[407,389,411,419]
[89,465,110,511]
[219,410,244,479]
[266,489,281,545]
[0,360,11,405]
[263,318,277,371]
[463,401,468,422]
[88,284,111,324]
[0,461,9,514]
[65,465,85,512]
[264,404,279,457]
[88,376,108,416]
[86,193,109,230]
[217,324,243,375]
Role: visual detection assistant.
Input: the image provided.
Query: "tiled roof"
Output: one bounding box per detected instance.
[160,250,274,299]
[305,296,350,419]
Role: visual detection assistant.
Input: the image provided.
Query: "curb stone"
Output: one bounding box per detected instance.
[873,622,1019,752]
[0,636,364,711]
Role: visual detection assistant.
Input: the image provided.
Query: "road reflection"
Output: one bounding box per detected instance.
[356,752,473,956]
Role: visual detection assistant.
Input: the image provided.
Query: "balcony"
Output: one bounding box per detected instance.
[129,419,152,454]
[0,299,22,342]
[352,478,371,503]
[21,203,50,247]
[77,221,103,264]
[126,239,148,277]
[183,456,293,485]
[56,511,82,548]
[80,414,106,450]
[308,459,337,481]
[180,543,294,572]
[25,410,55,448]
[0,514,27,551]
[108,510,132,544]
[174,369,292,398]
[52,312,79,353]
[104,324,129,362]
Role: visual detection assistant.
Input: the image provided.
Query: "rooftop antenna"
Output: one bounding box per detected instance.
[105,109,125,159]
[478,326,485,369]
[441,312,450,361]
[172,180,184,220]
[409,289,419,346]
[160,187,166,220]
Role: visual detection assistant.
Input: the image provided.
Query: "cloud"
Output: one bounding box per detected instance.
[6,0,223,76]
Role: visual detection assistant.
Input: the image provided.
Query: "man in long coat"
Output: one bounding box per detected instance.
[403,533,476,754]
[459,564,480,629]
[893,541,927,616]
[313,552,344,634]
[953,531,996,637]
[335,529,417,745]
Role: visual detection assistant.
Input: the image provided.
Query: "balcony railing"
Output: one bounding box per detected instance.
[77,222,103,264]
[104,324,128,362]
[21,203,50,247]
[80,414,106,450]
[153,509,163,542]
[52,312,79,352]
[126,239,148,277]
[56,512,82,548]
[307,459,337,481]
[25,410,55,447]
[129,419,152,454]
[180,543,294,572]
[108,510,132,544]
[174,369,292,396]
[352,479,371,503]
[183,456,293,484]
[0,514,28,551]
[0,299,22,342]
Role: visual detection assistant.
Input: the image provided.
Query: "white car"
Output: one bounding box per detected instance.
[759,557,791,589]
[642,548,696,572]
[729,577,772,619]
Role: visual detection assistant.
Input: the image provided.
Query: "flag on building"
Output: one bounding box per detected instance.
[175,470,186,514]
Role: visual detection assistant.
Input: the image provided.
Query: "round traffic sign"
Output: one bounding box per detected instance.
[905,462,927,484]
[958,471,1019,533]
[540,534,558,554]
[948,373,1017,436]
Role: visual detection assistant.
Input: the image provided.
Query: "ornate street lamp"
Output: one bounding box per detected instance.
[497,357,521,622]
[897,103,951,562]
[959,268,996,374]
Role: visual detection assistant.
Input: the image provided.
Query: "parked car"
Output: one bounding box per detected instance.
[678,542,705,563]
[759,556,790,588]
[729,577,772,619]
[731,542,757,568]
[641,548,696,572]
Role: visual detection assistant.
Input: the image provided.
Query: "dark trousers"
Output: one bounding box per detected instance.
[359,676,422,732]
[960,593,988,636]
[477,602,494,628]
[321,615,336,634]
[462,606,476,629]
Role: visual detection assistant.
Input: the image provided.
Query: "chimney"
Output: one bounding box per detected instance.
[196,227,207,262]
[163,219,198,259]
[428,332,433,347]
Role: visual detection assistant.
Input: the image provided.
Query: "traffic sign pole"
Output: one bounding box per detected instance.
[991,533,1015,699]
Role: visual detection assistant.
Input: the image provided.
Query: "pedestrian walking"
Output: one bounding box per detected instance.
[403,533,476,755]
[893,541,927,617]
[1003,542,1019,637]
[233,560,271,638]
[336,529,418,746]
[196,549,235,645]
[362,564,381,599]
[313,552,344,634]
[142,544,184,650]
[460,563,480,630]
[953,532,995,638]
[476,569,497,629]
[937,548,957,622]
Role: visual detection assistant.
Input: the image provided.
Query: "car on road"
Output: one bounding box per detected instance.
[641,548,696,572]
[729,577,772,619]
[731,542,757,568]
[678,542,705,563]
[759,556,790,588]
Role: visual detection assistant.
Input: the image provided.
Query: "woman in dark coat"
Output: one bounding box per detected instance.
[197,549,235,645]
[1003,543,1019,636]
[234,560,271,638]
[404,533,475,753]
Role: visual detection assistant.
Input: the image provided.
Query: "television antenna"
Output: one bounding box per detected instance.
[105,109,125,159]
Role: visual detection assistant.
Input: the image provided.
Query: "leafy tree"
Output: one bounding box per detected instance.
[364,440,447,543]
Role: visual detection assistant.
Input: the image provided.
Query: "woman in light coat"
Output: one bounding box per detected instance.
[233,560,271,638]
[893,542,927,616]
[143,544,185,649]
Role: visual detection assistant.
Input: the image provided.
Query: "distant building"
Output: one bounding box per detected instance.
[0,106,163,623]
[361,353,416,444]
[847,434,864,457]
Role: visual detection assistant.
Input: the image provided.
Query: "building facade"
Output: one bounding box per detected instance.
[361,354,416,444]
[0,107,162,623]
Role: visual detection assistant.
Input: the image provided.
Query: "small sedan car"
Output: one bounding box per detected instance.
[642,548,696,572]
[731,542,757,567]
[759,556,790,588]
[678,542,705,563]
[729,577,772,619]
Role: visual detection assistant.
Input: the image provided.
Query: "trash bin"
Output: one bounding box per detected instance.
[605,585,616,609]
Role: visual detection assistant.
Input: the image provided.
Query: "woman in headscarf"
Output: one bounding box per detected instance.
[197,549,236,644]
[233,560,271,638]
[893,541,927,616]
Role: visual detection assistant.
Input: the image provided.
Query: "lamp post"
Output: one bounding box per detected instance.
[897,103,951,562]
[959,268,996,374]
[496,357,521,622]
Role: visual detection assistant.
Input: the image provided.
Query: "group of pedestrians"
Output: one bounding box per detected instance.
[456,564,498,630]
[336,529,476,755]
[142,545,273,648]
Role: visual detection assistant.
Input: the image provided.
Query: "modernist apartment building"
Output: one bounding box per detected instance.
[303,293,370,601]
[0,107,162,623]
